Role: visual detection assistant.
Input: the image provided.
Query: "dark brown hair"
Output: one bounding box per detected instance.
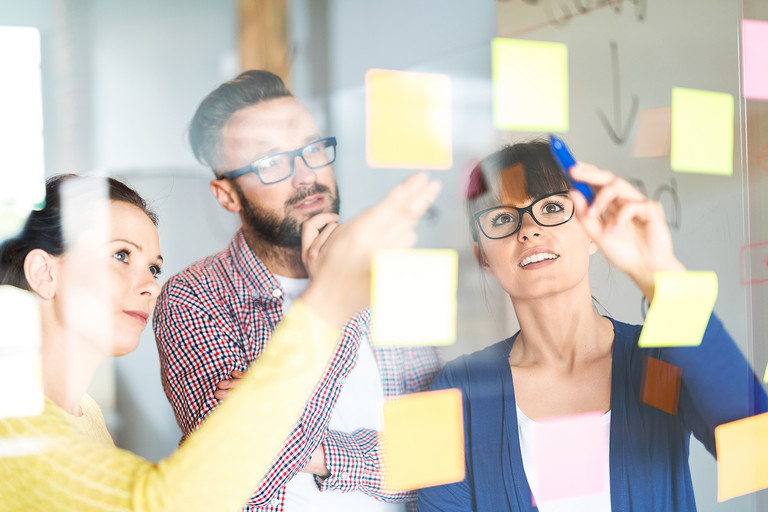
[466,139,570,242]
[0,174,157,290]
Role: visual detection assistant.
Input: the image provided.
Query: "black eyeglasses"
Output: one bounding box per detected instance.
[220,137,337,184]
[474,191,574,240]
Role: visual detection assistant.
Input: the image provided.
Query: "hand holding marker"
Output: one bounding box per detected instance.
[549,135,594,205]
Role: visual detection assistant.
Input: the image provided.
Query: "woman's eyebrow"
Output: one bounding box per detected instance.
[111,238,141,250]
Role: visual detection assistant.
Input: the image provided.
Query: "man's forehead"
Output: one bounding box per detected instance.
[222,97,321,150]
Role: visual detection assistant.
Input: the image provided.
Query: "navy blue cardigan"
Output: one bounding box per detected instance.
[418,315,768,512]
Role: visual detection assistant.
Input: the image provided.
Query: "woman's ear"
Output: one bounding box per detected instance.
[210,179,242,214]
[473,242,494,276]
[24,249,59,300]
[588,238,599,256]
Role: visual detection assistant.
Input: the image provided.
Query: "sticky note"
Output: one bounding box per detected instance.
[640,356,682,415]
[632,107,671,158]
[371,249,457,346]
[638,271,718,348]
[758,142,768,172]
[0,26,45,239]
[670,87,734,175]
[0,286,43,419]
[742,19,768,100]
[533,411,609,503]
[365,69,452,170]
[739,240,768,285]
[492,38,568,132]
[381,389,464,490]
[763,362,768,384]
[715,411,768,501]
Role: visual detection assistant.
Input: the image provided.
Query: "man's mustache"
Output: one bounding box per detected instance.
[286,184,333,207]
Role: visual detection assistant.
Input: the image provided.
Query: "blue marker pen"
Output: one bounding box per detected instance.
[549,134,594,205]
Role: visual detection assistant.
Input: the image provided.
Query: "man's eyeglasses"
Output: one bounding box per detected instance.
[474,191,574,240]
[220,137,337,184]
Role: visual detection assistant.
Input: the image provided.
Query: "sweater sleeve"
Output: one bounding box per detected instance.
[0,299,341,512]
[663,313,768,456]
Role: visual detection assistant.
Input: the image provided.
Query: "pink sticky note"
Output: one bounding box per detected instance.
[534,411,609,503]
[739,240,768,285]
[742,20,768,100]
[632,107,671,158]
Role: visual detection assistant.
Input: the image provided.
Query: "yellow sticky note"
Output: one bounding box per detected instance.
[715,412,768,501]
[492,38,568,132]
[638,271,718,348]
[670,87,734,175]
[763,362,768,383]
[365,69,452,170]
[382,389,465,490]
[371,249,457,346]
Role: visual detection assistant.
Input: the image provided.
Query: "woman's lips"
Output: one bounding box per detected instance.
[123,310,149,325]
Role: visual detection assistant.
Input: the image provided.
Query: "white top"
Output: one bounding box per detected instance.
[516,404,612,511]
[276,275,404,512]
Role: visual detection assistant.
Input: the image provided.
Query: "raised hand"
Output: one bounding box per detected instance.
[301,172,441,327]
[570,163,685,301]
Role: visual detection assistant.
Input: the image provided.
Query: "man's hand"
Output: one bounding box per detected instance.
[301,172,441,328]
[214,370,245,400]
[301,213,341,279]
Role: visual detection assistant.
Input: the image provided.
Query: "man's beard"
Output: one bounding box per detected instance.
[233,182,340,248]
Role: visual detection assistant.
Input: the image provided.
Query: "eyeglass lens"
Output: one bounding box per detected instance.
[258,139,336,184]
[478,193,574,239]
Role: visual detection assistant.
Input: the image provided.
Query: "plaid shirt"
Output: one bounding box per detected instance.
[153,230,443,511]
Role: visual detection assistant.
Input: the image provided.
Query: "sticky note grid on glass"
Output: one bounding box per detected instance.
[638,271,718,348]
[371,249,457,346]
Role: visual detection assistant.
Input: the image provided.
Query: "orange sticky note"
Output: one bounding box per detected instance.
[381,389,464,490]
[365,69,452,170]
[640,356,682,415]
[715,411,768,501]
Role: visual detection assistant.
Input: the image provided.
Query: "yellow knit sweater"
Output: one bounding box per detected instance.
[0,300,339,511]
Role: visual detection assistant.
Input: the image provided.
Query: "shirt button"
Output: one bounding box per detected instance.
[271,288,283,298]
[270,497,280,507]
[341,471,351,480]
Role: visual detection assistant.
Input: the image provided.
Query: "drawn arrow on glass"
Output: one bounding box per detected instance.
[596,41,638,145]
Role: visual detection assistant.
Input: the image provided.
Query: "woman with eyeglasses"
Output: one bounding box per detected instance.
[417,140,767,512]
[0,171,440,512]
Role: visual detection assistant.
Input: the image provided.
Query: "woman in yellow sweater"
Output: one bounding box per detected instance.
[0,172,440,511]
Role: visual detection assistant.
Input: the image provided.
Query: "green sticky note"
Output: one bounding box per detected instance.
[670,87,734,175]
[371,249,458,346]
[492,38,569,132]
[638,271,718,348]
